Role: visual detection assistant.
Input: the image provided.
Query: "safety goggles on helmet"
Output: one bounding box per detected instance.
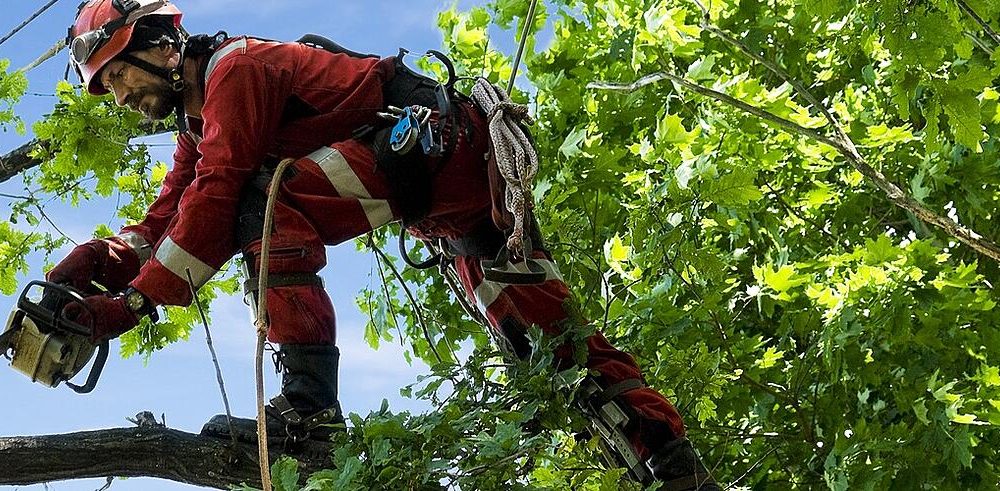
[69,0,170,67]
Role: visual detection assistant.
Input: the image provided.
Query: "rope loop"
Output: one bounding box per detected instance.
[471,77,539,256]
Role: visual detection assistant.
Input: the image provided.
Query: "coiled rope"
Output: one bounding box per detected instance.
[470,78,538,255]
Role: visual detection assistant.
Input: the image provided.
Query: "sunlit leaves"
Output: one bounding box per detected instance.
[0,60,27,134]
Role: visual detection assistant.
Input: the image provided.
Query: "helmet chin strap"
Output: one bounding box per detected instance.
[119,50,188,132]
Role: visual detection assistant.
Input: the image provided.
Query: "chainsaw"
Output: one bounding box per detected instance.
[0,280,108,393]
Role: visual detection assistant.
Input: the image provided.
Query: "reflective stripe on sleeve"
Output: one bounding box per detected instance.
[118,232,152,264]
[308,146,393,229]
[155,236,218,288]
[205,37,248,82]
[473,258,565,312]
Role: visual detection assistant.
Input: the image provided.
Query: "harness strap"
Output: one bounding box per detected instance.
[242,273,323,293]
[599,378,646,404]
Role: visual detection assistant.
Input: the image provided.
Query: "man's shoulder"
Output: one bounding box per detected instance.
[204,36,304,80]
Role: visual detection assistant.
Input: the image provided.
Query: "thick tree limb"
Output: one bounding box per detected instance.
[0,139,43,184]
[0,425,334,489]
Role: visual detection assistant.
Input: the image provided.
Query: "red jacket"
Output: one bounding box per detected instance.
[119,36,394,306]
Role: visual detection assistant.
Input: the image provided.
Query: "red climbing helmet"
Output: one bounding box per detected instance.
[69,0,182,95]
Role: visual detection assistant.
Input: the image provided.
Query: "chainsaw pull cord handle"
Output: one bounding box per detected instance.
[252,157,295,491]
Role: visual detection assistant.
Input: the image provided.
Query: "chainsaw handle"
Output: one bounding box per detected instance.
[65,340,109,394]
[17,280,94,337]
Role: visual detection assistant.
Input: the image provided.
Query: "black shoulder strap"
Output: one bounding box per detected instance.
[296,34,378,59]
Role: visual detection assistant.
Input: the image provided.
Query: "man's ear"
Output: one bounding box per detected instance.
[156,42,181,66]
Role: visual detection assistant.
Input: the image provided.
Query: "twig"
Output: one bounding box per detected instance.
[730,447,778,486]
[26,190,78,246]
[956,0,1000,46]
[368,235,443,363]
[761,180,839,245]
[186,269,237,447]
[964,31,995,55]
[368,233,406,346]
[456,446,536,478]
[95,476,114,491]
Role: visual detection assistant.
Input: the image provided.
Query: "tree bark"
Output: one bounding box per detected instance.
[0,139,42,185]
[0,426,334,489]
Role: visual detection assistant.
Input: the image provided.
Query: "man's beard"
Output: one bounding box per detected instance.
[126,82,181,121]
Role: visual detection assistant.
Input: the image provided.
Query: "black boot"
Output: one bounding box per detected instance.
[647,438,720,490]
[202,344,345,447]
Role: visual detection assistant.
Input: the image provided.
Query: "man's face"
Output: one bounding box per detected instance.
[99,48,178,121]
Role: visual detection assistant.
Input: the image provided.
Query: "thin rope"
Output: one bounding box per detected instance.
[0,0,62,48]
[253,157,296,491]
[505,0,540,94]
[471,78,538,256]
[185,269,238,447]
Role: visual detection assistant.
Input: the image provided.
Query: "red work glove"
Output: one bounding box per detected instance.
[47,237,141,294]
[62,294,140,343]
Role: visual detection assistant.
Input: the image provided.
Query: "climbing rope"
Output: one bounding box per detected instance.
[471,78,539,257]
[253,157,296,491]
[505,0,539,94]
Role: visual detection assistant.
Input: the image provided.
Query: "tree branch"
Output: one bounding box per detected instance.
[0,139,42,184]
[589,5,1000,264]
[587,73,839,152]
[18,38,65,73]
[956,0,1000,47]
[0,425,334,489]
[0,122,169,185]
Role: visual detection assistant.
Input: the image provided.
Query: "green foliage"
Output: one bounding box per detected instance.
[0,60,27,134]
[7,80,231,360]
[366,0,1000,488]
[0,221,40,295]
[120,274,240,361]
[30,81,158,206]
[241,332,644,490]
[8,0,1000,488]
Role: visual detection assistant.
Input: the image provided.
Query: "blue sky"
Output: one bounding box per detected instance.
[0,1,492,490]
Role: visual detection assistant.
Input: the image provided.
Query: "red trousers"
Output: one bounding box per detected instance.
[241,103,686,457]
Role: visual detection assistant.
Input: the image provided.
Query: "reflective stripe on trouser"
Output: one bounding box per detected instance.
[453,252,687,459]
[243,140,398,344]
